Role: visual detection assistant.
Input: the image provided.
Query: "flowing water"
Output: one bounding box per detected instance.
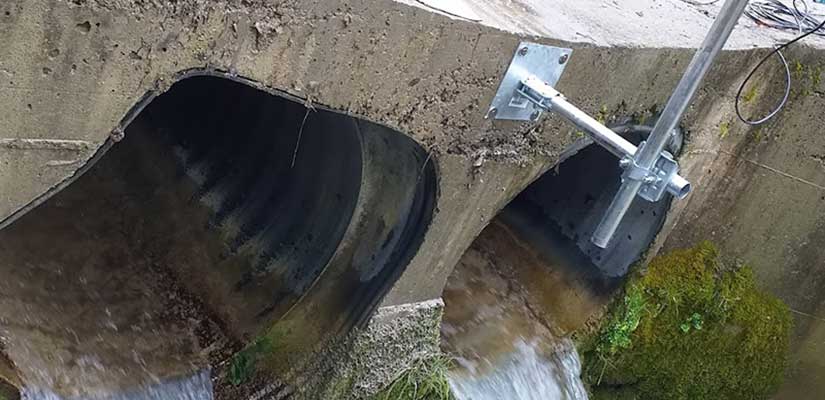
[449,339,586,400]
[442,212,614,400]
[20,370,213,400]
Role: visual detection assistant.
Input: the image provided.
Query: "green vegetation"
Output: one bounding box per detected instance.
[228,336,276,386]
[793,60,805,80]
[790,59,824,97]
[581,242,792,400]
[0,385,17,400]
[371,357,455,400]
[750,128,764,144]
[718,121,730,138]
[742,85,758,104]
[596,105,610,125]
[634,110,650,126]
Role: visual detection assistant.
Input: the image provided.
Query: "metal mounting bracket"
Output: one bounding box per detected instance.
[486,41,693,248]
[485,0,748,248]
[487,60,691,205]
[487,42,572,121]
[620,142,680,203]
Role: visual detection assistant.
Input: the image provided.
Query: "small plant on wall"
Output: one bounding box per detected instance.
[581,242,792,400]
[371,357,455,400]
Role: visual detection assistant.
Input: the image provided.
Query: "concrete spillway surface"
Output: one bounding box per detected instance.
[0,75,436,398]
[442,125,677,399]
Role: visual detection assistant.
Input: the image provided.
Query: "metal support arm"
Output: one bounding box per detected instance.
[516,77,691,203]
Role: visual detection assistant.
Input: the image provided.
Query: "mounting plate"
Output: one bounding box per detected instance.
[487,42,572,121]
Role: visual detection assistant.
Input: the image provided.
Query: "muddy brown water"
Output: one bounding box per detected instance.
[442,209,618,399]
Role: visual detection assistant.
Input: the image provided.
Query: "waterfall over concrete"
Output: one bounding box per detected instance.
[21,370,212,400]
[449,339,587,400]
[440,211,615,400]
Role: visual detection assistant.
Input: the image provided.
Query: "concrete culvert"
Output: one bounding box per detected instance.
[0,74,437,397]
[442,123,680,398]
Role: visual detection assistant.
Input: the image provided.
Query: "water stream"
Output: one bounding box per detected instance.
[442,213,609,400]
[449,339,586,400]
[20,370,213,400]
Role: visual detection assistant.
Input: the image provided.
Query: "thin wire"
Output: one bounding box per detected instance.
[734,47,791,125]
[681,0,722,5]
[745,0,825,35]
[736,0,825,125]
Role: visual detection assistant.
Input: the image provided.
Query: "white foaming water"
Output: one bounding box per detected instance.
[21,369,213,400]
[449,339,588,400]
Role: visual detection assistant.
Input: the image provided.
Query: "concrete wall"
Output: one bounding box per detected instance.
[4,0,825,397]
[657,44,825,399]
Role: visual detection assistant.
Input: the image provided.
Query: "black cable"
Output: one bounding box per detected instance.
[745,0,825,36]
[736,2,825,125]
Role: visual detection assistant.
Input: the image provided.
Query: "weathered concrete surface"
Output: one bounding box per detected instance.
[2,0,825,398]
[655,44,825,399]
[223,300,444,400]
[399,0,825,49]
[292,299,444,400]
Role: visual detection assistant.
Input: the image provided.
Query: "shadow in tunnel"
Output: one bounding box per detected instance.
[0,74,437,398]
[442,125,678,392]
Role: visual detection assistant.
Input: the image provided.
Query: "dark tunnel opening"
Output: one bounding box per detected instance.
[442,125,679,379]
[0,75,437,397]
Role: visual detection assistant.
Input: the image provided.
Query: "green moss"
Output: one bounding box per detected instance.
[633,109,651,126]
[0,383,18,400]
[228,336,277,386]
[742,85,758,104]
[596,105,609,125]
[793,60,805,80]
[371,357,455,400]
[595,283,646,356]
[718,121,730,139]
[790,60,823,97]
[582,242,792,400]
[751,129,763,144]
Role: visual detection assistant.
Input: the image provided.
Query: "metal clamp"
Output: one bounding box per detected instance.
[619,142,681,203]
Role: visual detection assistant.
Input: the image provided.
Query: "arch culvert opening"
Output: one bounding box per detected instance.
[442,126,680,398]
[0,75,436,398]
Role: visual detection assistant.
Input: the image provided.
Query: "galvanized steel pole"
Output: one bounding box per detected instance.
[591,0,749,248]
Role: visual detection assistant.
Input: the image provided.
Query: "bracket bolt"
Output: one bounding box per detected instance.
[559,54,569,64]
[110,127,125,142]
[486,107,498,119]
[530,110,541,121]
[518,47,529,56]
[619,158,632,169]
[643,175,658,184]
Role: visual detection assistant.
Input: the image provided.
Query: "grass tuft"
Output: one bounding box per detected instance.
[371,356,455,400]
